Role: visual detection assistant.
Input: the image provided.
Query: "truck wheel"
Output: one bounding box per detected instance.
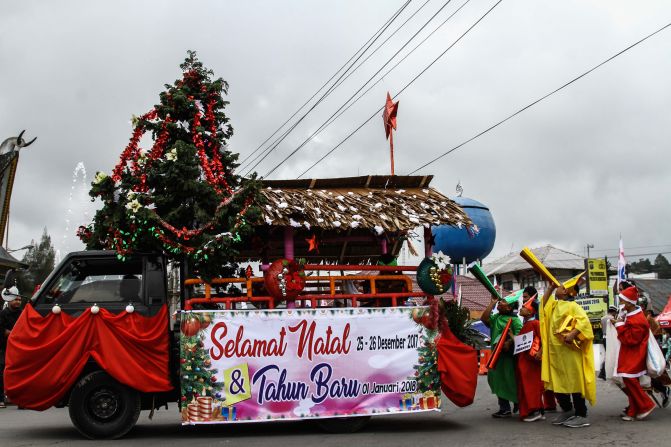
[315,416,371,433]
[68,371,141,439]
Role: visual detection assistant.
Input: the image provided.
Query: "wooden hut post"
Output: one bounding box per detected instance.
[380,238,388,254]
[284,226,296,309]
[424,226,433,257]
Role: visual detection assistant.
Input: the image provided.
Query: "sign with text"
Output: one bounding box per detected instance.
[513,332,533,355]
[179,307,439,424]
[586,258,609,296]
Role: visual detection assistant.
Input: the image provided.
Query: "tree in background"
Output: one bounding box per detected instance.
[629,254,671,279]
[16,228,56,296]
[78,51,261,280]
[654,254,671,279]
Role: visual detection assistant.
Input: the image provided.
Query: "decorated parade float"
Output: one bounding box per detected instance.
[3,53,483,439]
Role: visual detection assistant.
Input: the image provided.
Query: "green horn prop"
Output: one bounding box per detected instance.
[468,263,501,300]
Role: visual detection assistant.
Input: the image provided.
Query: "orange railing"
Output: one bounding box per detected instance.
[184,264,427,310]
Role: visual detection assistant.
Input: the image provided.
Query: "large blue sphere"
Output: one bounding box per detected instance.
[432,196,496,264]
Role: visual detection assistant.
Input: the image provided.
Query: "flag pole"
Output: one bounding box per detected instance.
[389,130,395,175]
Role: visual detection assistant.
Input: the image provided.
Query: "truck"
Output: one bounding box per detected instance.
[4,175,473,439]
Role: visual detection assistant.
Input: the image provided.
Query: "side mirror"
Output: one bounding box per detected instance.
[3,269,16,289]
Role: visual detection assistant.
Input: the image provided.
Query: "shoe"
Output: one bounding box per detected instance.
[563,416,590,428]
[492,410,512,418]
[663,389,670,408]
[513,404,519,414]
[551,411,574,425]
[621,406,629,417]
[544,407,557,413]
[0,402,6,409]
[621,415,634,421]
[636,407,655,420]
[523,411,545,422]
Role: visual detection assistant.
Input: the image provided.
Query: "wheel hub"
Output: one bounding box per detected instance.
[89,388,120,420]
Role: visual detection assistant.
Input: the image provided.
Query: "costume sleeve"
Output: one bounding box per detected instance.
[511,316,523,335]
[615,321,648,346]
[571,302,594,341]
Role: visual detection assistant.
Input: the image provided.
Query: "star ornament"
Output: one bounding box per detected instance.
[382,92,399,139]
[306,234,319,253]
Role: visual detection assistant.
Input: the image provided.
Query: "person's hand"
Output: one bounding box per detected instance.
[564,331,576,344]
[533,351,542,361]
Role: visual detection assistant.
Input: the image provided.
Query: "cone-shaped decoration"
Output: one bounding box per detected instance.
[523,295,537,314]
[562,271,586,296]
[486,318,513,370]
[519,247,561,287]
[468,263,501,300]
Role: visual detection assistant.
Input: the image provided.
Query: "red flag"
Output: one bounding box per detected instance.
[382,92,399,138]
[382,92,399,174]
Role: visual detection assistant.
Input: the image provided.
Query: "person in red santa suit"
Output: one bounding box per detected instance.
[614,285,656,421]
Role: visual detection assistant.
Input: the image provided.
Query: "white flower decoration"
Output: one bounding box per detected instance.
[166,148,178,162]
[93,171,108,185]
[125,199,142,214]
[430,251,452,271]
[374,225,384,235]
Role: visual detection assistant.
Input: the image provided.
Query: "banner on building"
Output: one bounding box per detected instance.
[179,307,439,424]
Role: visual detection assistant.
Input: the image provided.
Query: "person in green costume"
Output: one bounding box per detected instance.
[481,291,524,417]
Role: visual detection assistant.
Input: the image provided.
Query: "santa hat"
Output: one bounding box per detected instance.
[619,286,639,305]
[1,286,20,302]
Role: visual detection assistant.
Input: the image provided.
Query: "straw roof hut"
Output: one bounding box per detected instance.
[240,175,470,264]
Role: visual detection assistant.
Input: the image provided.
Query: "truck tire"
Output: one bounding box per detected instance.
[68,371,141,439]
[315,416,371,433]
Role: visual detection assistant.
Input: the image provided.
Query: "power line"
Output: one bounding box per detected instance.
[237,0,413,172]
[261,0,461,178]
[298,0,503,178]
[408,20,671,174]
[242,1,415,176]
[296,0,472,178]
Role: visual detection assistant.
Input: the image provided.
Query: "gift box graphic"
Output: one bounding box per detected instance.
[419,391,439,409]
[399,393,414,410]
[222,406,237,421]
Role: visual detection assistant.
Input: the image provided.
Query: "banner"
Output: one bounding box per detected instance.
[575,295,608,320]
[179,307,440,424]
[586,258,608,296]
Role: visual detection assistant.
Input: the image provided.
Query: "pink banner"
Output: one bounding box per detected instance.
[179,307,440,424]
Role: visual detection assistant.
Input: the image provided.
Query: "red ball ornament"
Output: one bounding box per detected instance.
[200,314,211,330]
[181,317,201,337]
[180,358,186,364]
[181,396,187,402]
[210,376,217,383]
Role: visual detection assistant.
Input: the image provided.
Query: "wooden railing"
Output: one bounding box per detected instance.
[184,264,426,310]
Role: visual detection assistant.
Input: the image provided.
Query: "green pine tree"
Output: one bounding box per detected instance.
[16,228,56,297]
[412,329,440,395]
[78,51,262,280]
[180,314,223,408]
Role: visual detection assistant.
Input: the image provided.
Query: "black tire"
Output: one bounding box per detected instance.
[315,416,371,433]
[68,370,141,439]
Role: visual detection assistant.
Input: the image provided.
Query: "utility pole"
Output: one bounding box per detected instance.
[586,243,594,259]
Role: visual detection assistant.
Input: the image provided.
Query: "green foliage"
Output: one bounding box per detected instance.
[412,330,440,395]
[16,228,56,296]
[78,51,262,280]
[180,319,223,407]
[439,298,488,349]
[629,254,671,279]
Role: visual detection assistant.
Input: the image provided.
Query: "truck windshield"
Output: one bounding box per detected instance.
[42,258,143,304]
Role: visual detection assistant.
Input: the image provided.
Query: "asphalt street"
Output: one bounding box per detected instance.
[0,376,668,446]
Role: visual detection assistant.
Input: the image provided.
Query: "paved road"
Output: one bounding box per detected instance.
[1,377,668,446]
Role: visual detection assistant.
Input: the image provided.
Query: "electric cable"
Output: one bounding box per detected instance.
[408,20,671,174]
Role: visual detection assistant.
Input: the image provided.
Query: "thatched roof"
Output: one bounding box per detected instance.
[236,176,470,264]
[257,175,470,233]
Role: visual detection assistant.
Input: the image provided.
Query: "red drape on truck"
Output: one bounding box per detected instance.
[436,327,479,407]
[4,304,172,410]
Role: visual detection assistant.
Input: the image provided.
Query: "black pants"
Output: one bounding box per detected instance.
[555,392,587,417]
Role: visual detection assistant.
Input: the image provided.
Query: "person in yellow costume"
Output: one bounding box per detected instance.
[540,282,595,428]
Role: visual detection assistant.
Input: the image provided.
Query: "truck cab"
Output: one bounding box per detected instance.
[32,250,168,317]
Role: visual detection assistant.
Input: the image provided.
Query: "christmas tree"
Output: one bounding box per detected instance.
[180,313,223,408]
[78,51,261,280]
[412,329,441,395]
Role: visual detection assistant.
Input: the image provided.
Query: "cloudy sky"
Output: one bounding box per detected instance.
[1,0,670,265]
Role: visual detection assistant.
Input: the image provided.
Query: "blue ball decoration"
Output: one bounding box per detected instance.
[432,196,496,264]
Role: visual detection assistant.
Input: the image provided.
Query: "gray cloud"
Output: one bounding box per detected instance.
[1,0,670,264]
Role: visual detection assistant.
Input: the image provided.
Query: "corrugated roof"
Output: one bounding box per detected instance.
[635,279,671,313]
[484,244,585,276]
